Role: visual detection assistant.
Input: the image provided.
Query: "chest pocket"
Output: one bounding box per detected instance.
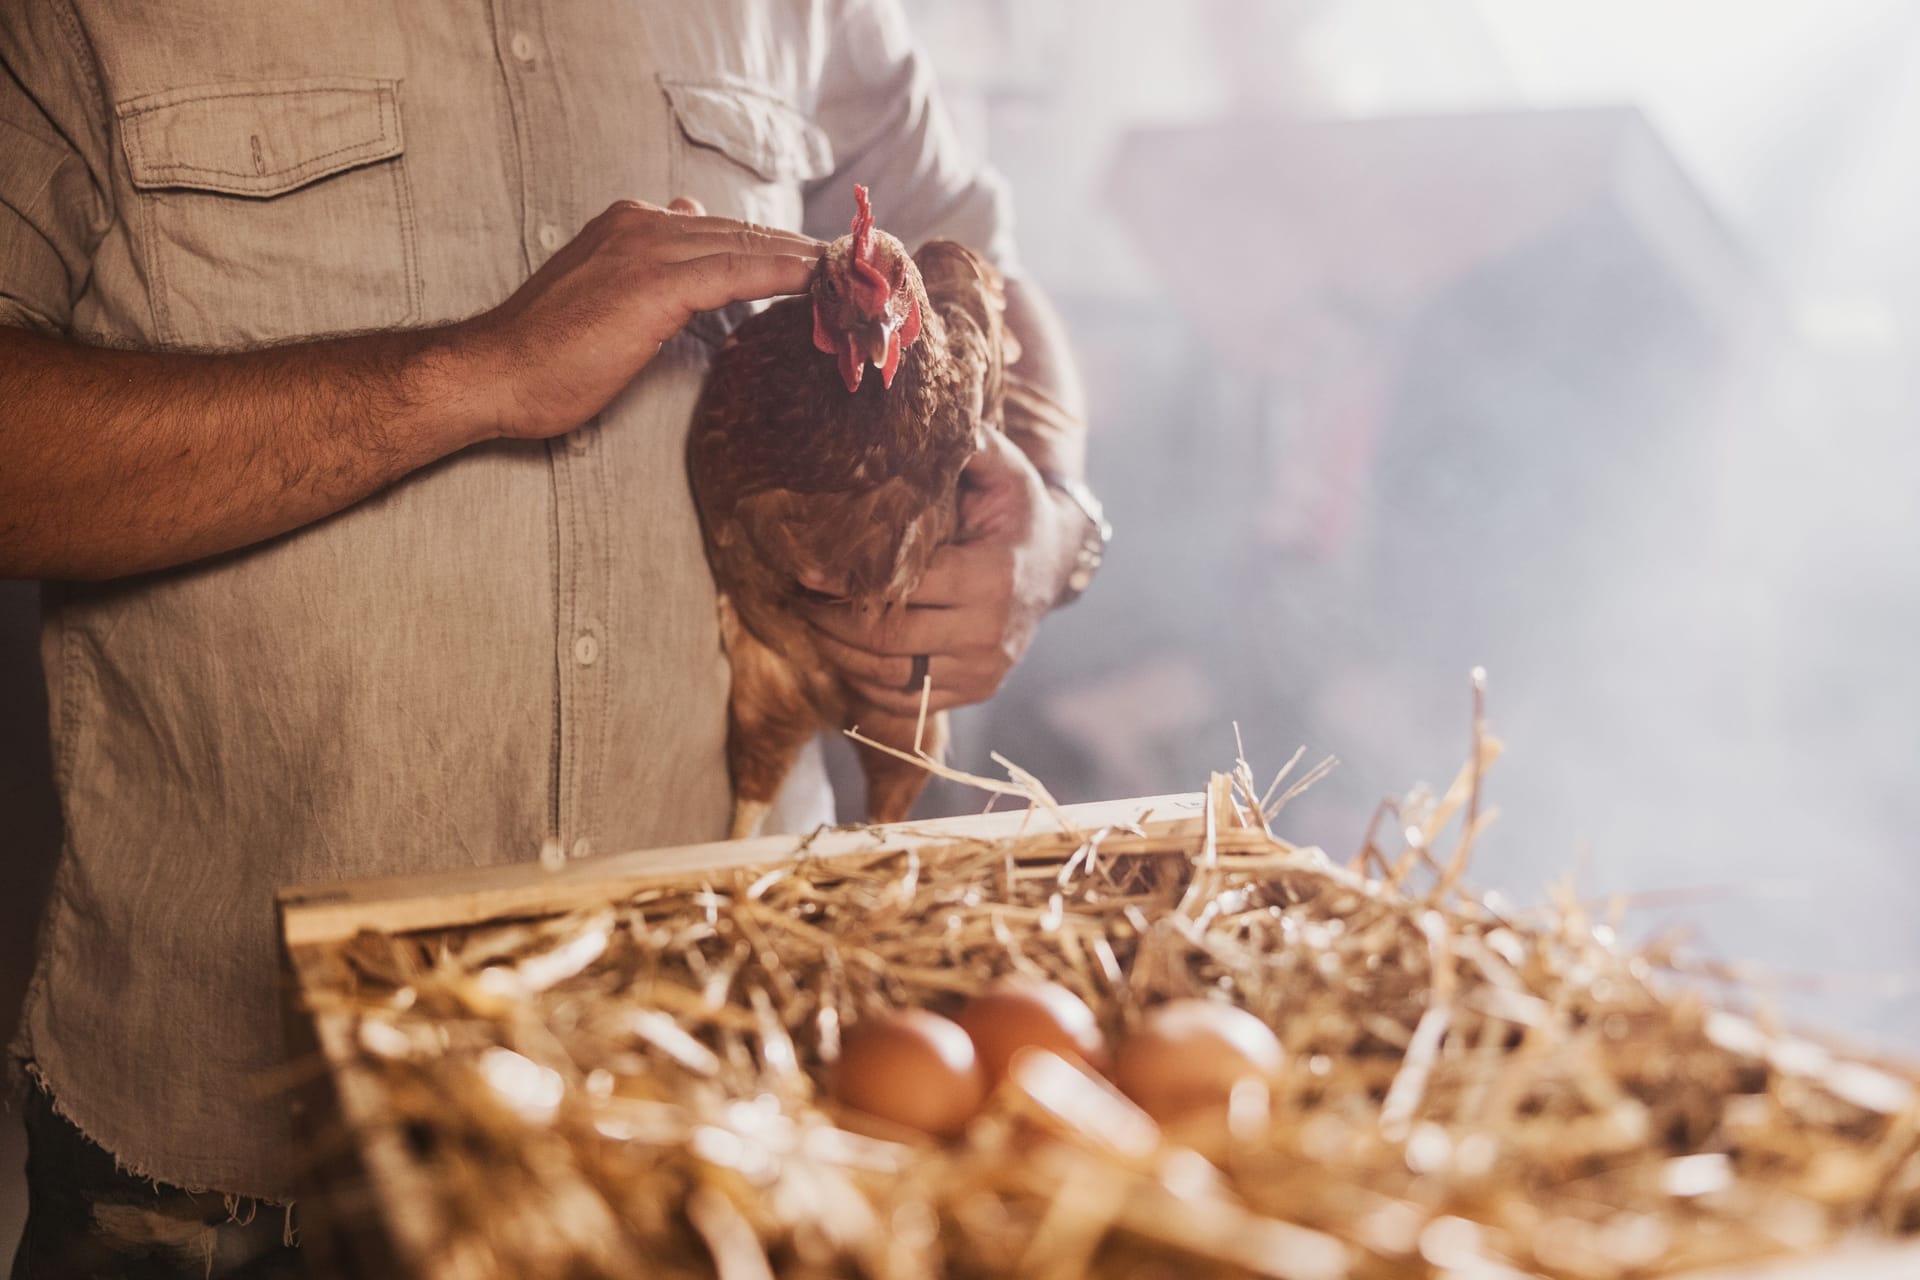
[662,76,833,232]
[117,77,420,349]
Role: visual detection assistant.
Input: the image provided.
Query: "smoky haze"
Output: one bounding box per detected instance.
[898,0,1920,1049]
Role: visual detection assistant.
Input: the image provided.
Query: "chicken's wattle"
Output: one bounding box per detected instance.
[814,294,923,394]
[812,304,869,393]
[811,185,924,394]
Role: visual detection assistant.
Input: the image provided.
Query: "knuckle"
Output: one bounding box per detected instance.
[684,255,731,288]
[663,264,713,304]
[628,252,667,283]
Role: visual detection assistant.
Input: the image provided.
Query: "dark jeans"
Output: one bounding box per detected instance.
[10,1087,303,1280]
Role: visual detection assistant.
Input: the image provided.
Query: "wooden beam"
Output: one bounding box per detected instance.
[278,793,1206,946]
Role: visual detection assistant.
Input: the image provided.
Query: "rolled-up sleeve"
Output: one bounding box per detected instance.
[804,0,1019,275]
[0,11,109,333]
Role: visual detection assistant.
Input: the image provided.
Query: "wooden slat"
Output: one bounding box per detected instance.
[277,793,1206,946]
[286,942,450,1277]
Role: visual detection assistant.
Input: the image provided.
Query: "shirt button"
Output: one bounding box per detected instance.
[571,837,592,860]
[510,32,536,62]
[538,223,562,252]
[573,632,599,666]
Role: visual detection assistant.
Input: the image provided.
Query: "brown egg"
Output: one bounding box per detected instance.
[831,1009,986,1137]
[1113,999,1284,1123]
[956,978,1108,1085]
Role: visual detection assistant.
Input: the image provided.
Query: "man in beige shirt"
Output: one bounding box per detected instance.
[0,2,1096,1273]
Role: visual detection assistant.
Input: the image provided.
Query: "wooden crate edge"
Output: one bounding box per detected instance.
[277,792,1208,946]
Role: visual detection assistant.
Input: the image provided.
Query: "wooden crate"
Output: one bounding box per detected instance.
[279,794,1204,1274]
[278,794,1920,1279]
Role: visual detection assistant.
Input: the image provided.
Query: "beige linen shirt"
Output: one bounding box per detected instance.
[1,0,1013,1198]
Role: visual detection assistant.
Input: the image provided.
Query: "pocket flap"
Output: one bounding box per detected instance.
[118,77,404,198]
[662,77,832,184]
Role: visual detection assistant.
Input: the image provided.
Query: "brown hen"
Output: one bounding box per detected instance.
[688,186,1019,837]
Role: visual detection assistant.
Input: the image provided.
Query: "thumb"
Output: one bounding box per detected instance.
[669,196,706,215]
[967,429,1029,491]
[958,429,1037,539]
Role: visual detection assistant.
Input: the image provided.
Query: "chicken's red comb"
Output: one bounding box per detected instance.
[848,183,890,312]
[851,184,875,260]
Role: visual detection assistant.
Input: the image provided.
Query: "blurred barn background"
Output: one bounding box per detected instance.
[889,0,1920,1049]
[8,0,1920,1252]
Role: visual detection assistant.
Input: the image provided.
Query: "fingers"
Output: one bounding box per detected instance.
[576,200,823,311]
[806,602,956,656]
[669,252,822,311]
[835,543,1017,625]
[897,542,1003,608]
[651,225,824,263]
[668,214,823,254]
[956,430,1045,540]
[962,424,1025,482]
[816,631,987,716]
[643,226,823,267]
[801,595,987,656]
[795,532,1026,716]
[795,564,850,597]
[809,626,922,691]
[596,198,824,255]
[848,679,970,718]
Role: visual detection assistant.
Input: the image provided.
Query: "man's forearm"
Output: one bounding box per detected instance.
[1002,279,1088,484]
[0,323,491,580]
[0,200,823,582]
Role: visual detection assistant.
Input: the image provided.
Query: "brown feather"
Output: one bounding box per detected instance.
[688,236,1017,828]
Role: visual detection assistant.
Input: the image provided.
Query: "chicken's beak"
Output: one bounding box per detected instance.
[856,317,896,370]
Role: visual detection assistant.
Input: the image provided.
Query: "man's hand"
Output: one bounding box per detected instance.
[800,429,1084,717]
[0,198,819,579]
[456,199,821,441]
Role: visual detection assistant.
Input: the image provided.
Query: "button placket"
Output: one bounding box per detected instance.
[494,0,600,861]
